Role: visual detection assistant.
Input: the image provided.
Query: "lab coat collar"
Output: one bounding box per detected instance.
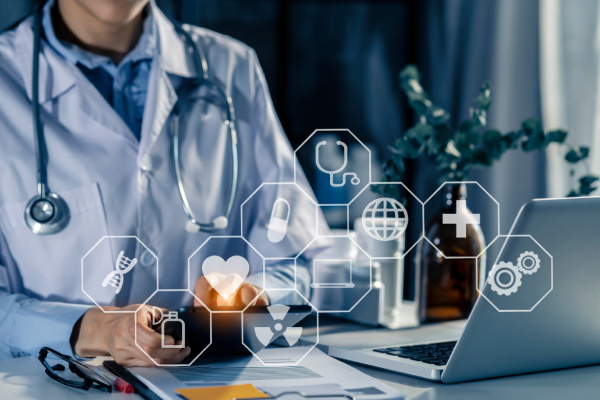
[15,2,197,105]
[15,16,77,104]
[151,2,198,78]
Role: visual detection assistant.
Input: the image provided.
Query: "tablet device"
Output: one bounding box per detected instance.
[170,305,312,359]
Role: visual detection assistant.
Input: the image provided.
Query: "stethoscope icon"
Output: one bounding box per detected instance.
[315,140,360,187]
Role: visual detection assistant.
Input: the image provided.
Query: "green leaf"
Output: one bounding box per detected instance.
[475,82,492,111]
[391,135,422,159]
[545,129,568,144]
[521,131,545,151]
[579,174,599,186]
[471,149,492,167]
[482,129,506,160]
[501,131,522,149]
[578,174,599,196]
[399,64,420,85]
[427,106,450,125]
[399,65,434,117]
[579,183,598,196]
[382,153,405,178]
[565,146,590,163]
[427,123,453,154]
[521,118,543,134]
[455,128,480,150]
[567,190,579,197]
[444,140,462,158]
[405,123,434,142]
[520,118,546,151]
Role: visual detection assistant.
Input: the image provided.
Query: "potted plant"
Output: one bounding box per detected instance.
[375,65,597,323]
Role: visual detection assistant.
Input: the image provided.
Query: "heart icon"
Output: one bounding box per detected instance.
[202,255,250,299]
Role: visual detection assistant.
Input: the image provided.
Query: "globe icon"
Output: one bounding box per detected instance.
[362,198,408,241]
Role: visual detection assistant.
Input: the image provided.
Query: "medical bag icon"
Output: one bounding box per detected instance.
[268,198,290,243]
[254,305,302,346]
[101,251,137,294]
[153,308,185,349]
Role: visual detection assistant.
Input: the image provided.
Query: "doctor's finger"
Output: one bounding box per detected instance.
[240,285,269,306]
[134,316,169,349]
[194,276,215,306]
[114,349,158,368]
[143,343,190,361]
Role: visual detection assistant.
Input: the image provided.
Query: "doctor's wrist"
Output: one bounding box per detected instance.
[73,306,118,358]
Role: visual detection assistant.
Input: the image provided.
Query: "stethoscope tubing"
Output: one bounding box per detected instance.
[25,4,238,234]
[171,26,239,231]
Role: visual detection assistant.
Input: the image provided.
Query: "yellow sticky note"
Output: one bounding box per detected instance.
[176,383,270,400]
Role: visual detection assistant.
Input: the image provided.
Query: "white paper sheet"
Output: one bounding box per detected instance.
[130,347,404,400]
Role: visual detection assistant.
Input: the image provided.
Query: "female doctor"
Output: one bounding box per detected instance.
[0,0,323,366]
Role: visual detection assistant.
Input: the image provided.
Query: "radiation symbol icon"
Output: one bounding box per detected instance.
[254,305,303,346]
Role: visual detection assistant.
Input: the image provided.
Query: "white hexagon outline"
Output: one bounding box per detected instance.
[316,204,350,238]
[135,288,212,367]
[240,182,319,259]
[240,288,319,366]
[348,182,425,259]
[81,235,158,313]
[187,235,265,312]
[423,181,500,259]
[294,129,372,205]
[297,235,373,313]
[476,234,553,312]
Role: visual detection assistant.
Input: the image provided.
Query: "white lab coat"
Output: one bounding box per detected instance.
[0,5,325,359]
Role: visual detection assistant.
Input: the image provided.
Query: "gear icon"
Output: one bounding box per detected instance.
[517,251,540,275]
[488,261,522,296]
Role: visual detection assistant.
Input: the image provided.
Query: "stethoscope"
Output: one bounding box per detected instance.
[24,5,238,235]
[315,140,360,187]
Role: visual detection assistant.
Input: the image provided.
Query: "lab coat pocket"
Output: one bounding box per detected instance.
[0,183,110,303]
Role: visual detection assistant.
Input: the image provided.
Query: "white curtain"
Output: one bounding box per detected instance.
[540,0,600,197]
[424,0,545,235]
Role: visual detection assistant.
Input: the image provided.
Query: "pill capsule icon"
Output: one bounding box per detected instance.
[268,198,291,243]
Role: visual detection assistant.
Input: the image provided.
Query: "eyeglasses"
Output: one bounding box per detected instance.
[38,347,112,392]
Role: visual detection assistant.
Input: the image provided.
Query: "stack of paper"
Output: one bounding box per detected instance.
[130,347,404,400]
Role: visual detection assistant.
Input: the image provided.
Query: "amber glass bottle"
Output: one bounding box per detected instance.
[417,184,485,323]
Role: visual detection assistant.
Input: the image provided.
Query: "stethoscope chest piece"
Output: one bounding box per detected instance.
[24,192,70,235]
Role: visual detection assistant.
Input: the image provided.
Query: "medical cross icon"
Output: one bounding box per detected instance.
[442,200,480,238]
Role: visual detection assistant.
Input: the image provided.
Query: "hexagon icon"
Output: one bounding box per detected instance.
[188,236,264,311]
[301,236,372,312]
[242,289,318,366]
[424,181,500,259]
[295,129,371,205]
[135,289,211,366]
[350,182,424,258]
[476,235,552,312]
[241,182,318,258]
[82,236,157,312]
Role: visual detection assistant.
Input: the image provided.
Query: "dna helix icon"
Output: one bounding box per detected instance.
[102,251,138,294]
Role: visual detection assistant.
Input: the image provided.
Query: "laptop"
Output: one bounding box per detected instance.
[327,196,600,383]
[311,259,355,288]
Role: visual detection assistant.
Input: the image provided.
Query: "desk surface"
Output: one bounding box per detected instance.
[4,354,600,400]
[3,316,600,400]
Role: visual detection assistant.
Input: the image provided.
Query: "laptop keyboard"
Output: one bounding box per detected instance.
[373,341,457,366]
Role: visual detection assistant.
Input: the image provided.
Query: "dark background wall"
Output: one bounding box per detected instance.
[0,0,546,301]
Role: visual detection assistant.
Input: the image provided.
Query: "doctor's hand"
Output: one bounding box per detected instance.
[73,305,191,367]
[194,277,269,307]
